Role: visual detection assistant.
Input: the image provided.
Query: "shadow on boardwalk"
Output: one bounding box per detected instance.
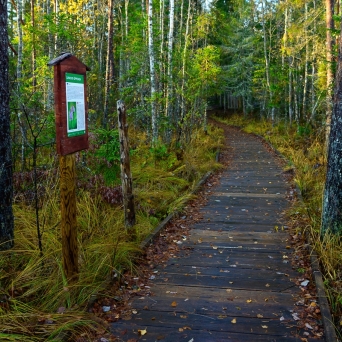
[110,126,325,342]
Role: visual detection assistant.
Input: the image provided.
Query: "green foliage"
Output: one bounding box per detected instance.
[89,128,121,186]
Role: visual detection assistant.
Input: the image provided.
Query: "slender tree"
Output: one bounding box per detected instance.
[148,0,158,143]
[325,0,334,144]
[321,21,342,236]
[0,0,14,250]
[103,0,115,128]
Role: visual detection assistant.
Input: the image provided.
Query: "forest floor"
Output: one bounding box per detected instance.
[86,121,326,342]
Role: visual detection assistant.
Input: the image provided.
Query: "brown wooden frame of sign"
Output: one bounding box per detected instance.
[49,53,89,156]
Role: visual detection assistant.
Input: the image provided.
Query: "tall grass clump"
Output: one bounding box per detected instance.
[217,113,342,334]
[0,124,224,340]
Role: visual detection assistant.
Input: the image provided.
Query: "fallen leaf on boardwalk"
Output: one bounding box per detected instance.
[292,312,300,320]
[231,318,237,324]
[305,323,313,329]
[257,314,263,318]
[180,315,187,319]
[138,329,147,336]
[265,284,270,287]
[226,289,232,293]
[261,325,268,329]
[179,328,184,332]
[198,238,203,243]
[218,315,227,319]
[246,299,252,303]
[300,280,309,286]
[171,301,177,307]
[212,246,218,250]
[280,316,284,321]
[310,302,317,307]
[132,309,138,314]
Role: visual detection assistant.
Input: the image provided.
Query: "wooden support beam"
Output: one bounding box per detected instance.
[59,153,78,281]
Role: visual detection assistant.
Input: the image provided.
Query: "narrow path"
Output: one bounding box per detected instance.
[111,126,325,341]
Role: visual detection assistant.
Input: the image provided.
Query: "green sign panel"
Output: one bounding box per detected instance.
[66,73,86,137]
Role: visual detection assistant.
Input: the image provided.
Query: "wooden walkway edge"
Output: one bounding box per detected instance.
[110,126,327,341]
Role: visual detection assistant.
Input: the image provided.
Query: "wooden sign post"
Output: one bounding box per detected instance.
[117,100,136,229]
[48,53,90,282]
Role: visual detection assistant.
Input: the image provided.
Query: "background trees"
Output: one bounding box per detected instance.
[0,0,14,250]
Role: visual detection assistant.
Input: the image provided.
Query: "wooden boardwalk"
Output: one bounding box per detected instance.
[111,128,325,341]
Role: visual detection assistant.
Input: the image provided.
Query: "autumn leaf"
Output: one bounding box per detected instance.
[261,325,268,329]
[246,299,252,303]
[138,328,147,336]
[257,314,263,318]
[231,318,237,324]
[171,301,177,307]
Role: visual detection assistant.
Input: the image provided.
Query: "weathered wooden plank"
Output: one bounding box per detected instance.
[112,310,301,336]
[150,272,296,292]
[131,295,297,318]
[143,284,300,303]
[111,324,321,342]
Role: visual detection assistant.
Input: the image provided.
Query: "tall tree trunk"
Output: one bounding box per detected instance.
[54,0,59,52]
[302,2,309,120]
[181,0,191,121]
[288,57,293,125]
[166,0,175,126]
[325,0,334,147]
[148,0,158,143]
[47,0,54,109]
[31,0,36,89]
[17,0,26,171]
[321,22,342,236]
[103,0,115,128]
[0,0,14,250]
[261,0,274,122]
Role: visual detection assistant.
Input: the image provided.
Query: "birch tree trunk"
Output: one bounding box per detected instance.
[325,0,334,146]
[302,2,309,119]
[180,0,191,122]
[0,0,14,250]
[103,0,115,128]
[148,0,158,143]
[261,0,274,122]
[31,0,36,88]
[166,0,175,124]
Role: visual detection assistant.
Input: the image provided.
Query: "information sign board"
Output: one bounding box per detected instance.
[66,73,86,137]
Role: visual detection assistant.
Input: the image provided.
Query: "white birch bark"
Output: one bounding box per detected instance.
[166,0,175,121]
[302,2,309,119]
[181,0,192,120]
[261,0,273,122]
[148,0,158,143]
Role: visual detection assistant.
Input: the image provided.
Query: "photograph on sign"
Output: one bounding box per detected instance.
[66,73,86,137]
